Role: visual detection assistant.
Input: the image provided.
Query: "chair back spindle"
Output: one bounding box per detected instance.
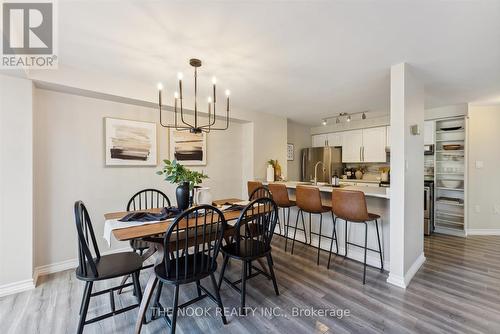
[127,188,171,211]
[74,201,100,277]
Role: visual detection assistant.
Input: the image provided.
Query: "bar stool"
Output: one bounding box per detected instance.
[330,189,384,284]
[292,186,338,265]
[247,181,262,198]
[268,183,296,251]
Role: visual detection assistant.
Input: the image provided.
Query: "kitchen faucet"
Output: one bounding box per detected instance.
[314,161,326,185]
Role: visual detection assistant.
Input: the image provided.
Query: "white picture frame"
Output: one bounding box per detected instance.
[170,129,207,166]
[104,118,157,166]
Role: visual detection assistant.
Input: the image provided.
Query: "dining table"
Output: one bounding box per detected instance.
[103,198,271,334]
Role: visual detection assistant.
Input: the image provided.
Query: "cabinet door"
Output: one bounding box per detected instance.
[312,134,327,147]
[341,130,363,163]
[362,127,387,162]
[327,133,342,147]
[424,121,435,145]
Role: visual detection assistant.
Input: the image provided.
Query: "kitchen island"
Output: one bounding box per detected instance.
[265,181,390,269]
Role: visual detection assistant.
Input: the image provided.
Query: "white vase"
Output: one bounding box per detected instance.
[266,165,275,182]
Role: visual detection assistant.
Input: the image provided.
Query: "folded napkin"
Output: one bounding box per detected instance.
[119,207,181,222]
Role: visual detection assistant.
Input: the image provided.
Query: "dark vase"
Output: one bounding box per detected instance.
[176,182,190,211]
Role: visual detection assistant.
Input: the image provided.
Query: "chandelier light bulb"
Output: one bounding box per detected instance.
[177,72,183,80]
[157,82,163,91]
[225,89,231,96]
[208,96,212,103]
[174,91,179,99]
[212,76,217,84]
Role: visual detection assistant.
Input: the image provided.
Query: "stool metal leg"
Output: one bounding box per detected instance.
[284,207,290,252]
[301,210,308,244]
[308,212,312,245]
[363,222,368,285]
[344,219,349,258]
[317,213,323,265]
[328,216,338,270]
[291,209,301,255]
[375,219,384,272]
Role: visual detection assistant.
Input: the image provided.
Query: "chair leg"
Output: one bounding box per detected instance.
[248,260,252,277]
[301,210,308,244]
[77,281,93,334]
[170,284,180,334]
[134,276,158,334]
[308,212,312,245]
[375,219,384,272]
[317,214,323,265]
[132,271,143,303]
[218,254,230,290]
[240,260,248,315]
[344,219,349,258]
[291,209,301,255]
[363,222,368,285]
[210,273,228,325]
[196,280,202,297]
[153,281,163,310]
[277,209,282,235]
[328,216,337,270]
[118,274,131,295]
[284,207,290,252]
[266,253,280,296]
[79,281,89,315]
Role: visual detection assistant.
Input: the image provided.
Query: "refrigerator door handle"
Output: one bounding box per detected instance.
[301,150,306,181]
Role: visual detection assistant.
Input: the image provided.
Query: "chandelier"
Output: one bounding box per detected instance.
[156,58,230,134]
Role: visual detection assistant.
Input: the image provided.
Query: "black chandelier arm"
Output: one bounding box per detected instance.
[158,103,192,130]
[174,104,194,130]
[199,107,229,130]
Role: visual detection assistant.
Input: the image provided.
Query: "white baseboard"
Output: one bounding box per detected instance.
[32,246,133,288]
[467,229,500,236]
[386,252,425,289]
[0,278,35,298]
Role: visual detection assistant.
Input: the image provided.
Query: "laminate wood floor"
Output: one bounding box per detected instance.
[1,234,500,334]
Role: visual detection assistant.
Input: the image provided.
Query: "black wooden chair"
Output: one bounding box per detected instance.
[141,205,227,334]
[218,197,280,314]
[248,186,281,235]
[74,201,144,334]
[127,189,172,255]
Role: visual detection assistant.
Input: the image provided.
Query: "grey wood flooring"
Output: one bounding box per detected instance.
[1,234,500,334]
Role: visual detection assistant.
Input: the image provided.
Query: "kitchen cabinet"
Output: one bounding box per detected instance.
[312,134,328,147]
[312,133,342,147]
[424,120,435,145]
[342,127,387,163]
[327,132,342,147]
[362,127,387,162]
[341,130,363,162]
[386,126,390,148]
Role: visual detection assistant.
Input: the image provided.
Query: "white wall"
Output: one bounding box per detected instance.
[0,75,34,293]
[388,63,425,289]
[286,120,310,181]
[33,88,244,268]
[467,104,500,232]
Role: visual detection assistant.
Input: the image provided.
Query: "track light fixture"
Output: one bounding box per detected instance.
[320,111,369,125]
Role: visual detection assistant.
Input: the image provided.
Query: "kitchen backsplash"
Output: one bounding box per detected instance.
[343,163,390,181]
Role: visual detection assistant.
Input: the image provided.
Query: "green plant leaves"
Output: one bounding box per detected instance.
[156,159,208,189]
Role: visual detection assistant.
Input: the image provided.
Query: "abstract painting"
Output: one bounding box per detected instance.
[105,118,157,166]
[170,129,207,165]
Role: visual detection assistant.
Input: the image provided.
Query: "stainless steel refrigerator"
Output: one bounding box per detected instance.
[301,147,343,183]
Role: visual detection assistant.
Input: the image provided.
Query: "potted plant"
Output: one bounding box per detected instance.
[156,159,208,210]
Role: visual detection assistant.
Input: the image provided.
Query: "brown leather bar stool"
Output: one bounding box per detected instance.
[292,186,338,265]
[268,183,296,251]
[247,181,262,198]
[330,189,384,284]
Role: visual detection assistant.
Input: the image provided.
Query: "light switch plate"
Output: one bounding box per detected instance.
[475,161,484,169]
[410,124,420,136]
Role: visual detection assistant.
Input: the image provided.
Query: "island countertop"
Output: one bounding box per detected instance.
[263,181,390,199]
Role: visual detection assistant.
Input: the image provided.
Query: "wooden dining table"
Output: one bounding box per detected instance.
[103,198,270,334]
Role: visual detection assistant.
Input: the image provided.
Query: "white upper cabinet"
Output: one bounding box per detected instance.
[362,127,387,162]
[327,132,343,147]
[386,126,390,148]
[341,129,363,162]
[424,120,435,145]
[312,134,328,147]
